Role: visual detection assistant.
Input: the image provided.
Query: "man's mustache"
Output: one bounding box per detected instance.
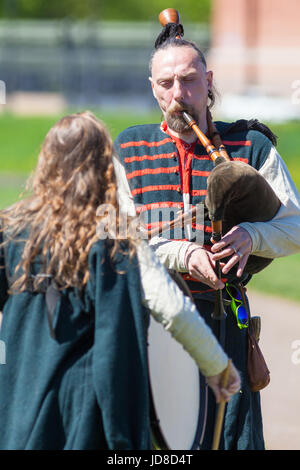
[167,103,196,118]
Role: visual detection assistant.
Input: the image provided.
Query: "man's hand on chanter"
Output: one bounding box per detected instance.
[210,226,253,278]
[185,245,225,290]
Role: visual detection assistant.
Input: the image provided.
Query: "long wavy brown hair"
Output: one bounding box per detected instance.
[0,111,136,293]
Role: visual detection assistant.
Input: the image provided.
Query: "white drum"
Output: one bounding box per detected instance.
[148,316,208,450]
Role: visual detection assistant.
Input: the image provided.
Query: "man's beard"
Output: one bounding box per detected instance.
[165,103,198,134]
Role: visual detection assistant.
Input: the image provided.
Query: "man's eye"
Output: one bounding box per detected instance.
[159,81,172,88]
[182,76,195,82]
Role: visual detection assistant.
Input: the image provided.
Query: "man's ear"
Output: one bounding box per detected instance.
[206,70,213,90]
[149,77,157,99]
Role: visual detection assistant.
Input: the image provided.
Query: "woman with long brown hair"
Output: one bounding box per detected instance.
[0,111,239,449]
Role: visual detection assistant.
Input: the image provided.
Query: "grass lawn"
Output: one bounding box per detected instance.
[0,110,162,173]
[0,111,300,302]
[269,121,300,189]
[247,253,300,302]
[0,184,26,209]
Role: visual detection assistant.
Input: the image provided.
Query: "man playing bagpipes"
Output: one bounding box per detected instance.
[113,10,300,449]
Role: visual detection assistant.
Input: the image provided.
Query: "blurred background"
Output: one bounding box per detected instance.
[0,0,210,112]
[0,0,300,450]
[1,0,300,117]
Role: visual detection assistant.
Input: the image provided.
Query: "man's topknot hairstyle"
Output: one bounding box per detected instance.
[154,22,184,48]
[149,21,207,74]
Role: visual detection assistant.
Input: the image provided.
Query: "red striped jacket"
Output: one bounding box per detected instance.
[114,120,273,292]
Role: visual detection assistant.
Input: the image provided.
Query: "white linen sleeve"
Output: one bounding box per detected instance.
[239,146,300,258]
[113,153,192,271]
[147,237,192,272]
[136,241,228,377]
[112,154,136,217]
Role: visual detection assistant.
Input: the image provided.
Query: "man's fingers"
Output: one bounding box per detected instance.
[210,232,235,253]
[236,253,249,277]
[187,248,225,289]
[189,265,224,289]
[221,252,247,276]
[211,246,236,260]
[211,226,252,259]
[210,226,252,277]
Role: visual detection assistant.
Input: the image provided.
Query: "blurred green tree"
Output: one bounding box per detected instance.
[0,0,211,23]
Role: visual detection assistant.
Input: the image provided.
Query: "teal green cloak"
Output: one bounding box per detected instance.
[0,236,151,450]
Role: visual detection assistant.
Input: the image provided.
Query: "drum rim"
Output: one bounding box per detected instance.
[149,371,208,450]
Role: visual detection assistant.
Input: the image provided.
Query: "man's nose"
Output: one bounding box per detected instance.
[172,79,184,101]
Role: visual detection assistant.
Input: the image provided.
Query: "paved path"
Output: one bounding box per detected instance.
[247,289,300,450]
